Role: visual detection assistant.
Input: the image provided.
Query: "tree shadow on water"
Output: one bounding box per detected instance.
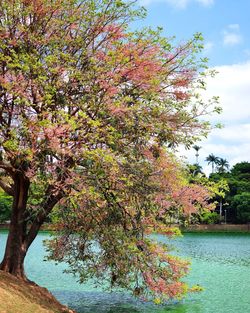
[53,290,141,313]
[53,290,201,313]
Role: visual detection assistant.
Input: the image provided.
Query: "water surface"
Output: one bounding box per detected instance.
[1,231,250,313]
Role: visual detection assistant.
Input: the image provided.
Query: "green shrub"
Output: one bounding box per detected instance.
[0,190,12,223]
[200,211,220,224]
[232,192,250,223]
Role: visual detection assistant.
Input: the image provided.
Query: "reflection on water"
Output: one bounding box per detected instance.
[1,231,250,313]
[53,290,202,313]
[53,291,142,313]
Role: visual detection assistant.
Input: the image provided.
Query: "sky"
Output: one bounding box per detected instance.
[135,0,250,174]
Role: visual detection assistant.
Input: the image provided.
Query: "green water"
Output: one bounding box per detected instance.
[1,231,250,313]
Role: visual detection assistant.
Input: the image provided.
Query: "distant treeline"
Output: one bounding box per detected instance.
[1,161,249,225]
[209,162,250,224]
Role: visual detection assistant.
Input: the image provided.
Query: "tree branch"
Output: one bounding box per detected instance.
[0,161,15,176]
[0,179,14,196]
[25,187,64,249]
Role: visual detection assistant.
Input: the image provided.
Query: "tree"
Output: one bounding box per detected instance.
[209,162,250,223]
[0,0,217,301]
[186,169,228,223]
[199,211,220,224]
[232,192,250,223]
[216,158,229,173]
[188,163,204,177]
[193,145,201,164]
[230,162,250,181]
[206,154,219,173]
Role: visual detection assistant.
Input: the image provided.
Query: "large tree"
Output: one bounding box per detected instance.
[0,0,217,301]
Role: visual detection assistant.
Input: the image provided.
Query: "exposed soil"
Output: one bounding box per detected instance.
[0,270,76,313]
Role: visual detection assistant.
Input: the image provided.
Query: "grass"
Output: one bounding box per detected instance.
[0,270,76,313]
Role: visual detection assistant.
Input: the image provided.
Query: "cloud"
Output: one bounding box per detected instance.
[228,24,240,30]
[179,61,250,174]
[222,24,242,46]
[178,138,250,176]
[202,61,250,123]
[199,140,250,175]
[139,0,214,9]
[223,33,242,46]
[243,49,250,58]
[138,0,186,8]
[197,0,214,6]
[210,124,250,143]
[203,41,214,54]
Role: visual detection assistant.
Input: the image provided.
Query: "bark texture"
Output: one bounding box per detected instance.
[0,172,30,279]
[0,171,63,279]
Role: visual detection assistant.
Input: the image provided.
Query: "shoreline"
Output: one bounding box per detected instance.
[1,223,250,233]
[181,223,250,233]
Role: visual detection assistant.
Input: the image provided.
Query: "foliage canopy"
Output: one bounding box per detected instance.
[0,0,218,301]
[210,162,250,223]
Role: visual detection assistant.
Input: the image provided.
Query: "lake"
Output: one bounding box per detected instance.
[1,231,250,313]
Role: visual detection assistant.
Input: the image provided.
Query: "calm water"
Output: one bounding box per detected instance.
[1,231,250,313]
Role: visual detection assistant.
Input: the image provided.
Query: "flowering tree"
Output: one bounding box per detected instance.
[0,0,217,302]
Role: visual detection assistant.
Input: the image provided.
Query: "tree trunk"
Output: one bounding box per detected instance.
[0,172,30,279]
[0,173,64,280]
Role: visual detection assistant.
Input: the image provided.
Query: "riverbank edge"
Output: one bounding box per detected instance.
[0,270,76,313]
[181,223,250,233]
[1,223,250,233]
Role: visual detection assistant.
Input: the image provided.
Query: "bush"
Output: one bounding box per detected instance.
[0,190,12,223]
[200,211,220,224]
[232,192,250,223]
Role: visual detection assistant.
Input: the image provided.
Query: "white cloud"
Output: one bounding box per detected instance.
[138,0,185,8]
[243,49,250,58]
[223,33,242,46]
[139,0,214,9]
[228,24,240,30]
[197,0,214,6]
[222,24,243,46]
[204,41,214,53]
[202,61,250,123]
[178,138,250,176]
[179,61,250,174]
[200,141,250,175]
[211,124,250,143]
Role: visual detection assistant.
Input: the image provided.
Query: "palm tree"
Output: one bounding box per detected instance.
[193,145,201,164]
[188,163,203,177]
[205,154,219,173]
[216,158,230,173]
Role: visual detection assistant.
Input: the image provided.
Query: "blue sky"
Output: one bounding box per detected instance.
[136,0,250,173]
